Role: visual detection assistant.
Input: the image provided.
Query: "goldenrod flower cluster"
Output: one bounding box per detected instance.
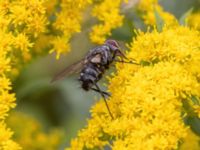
[90,0,124,44]
[67,26,200,149]
[187,11,200,30]
[0,0,48,76]
[0,0,126,60]
[0,0,127,149]
[0,0,200,149]
[50,0,125,57]
[0,0,47,149]
[6,112,64,150]
[137,0,177,26]
[50,0,92,59]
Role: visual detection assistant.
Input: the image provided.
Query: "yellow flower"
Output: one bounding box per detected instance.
[0,31,13,53]
[13,33,33,52]
[0,34,17,148]
[6,112,64,150]
[0,77,11,91]
[137,0,177,26]
[54,10,81,34]
[90,0,124,44]
[0,122,13,142]
[52,0,92,57]
[0,14,10,31]
[10,0,46,28]
[0,56,11,75]
[90,24,111,44]
[1,140,21,150]
[67,26,200,149]
[0,91,16,120]
[0,0,10,15]
[26,14,48,37]
[10,4,29,26]
[0,0,199,149]
[187,12,200,30]
[0,0,47,149]
[0,122,21,150]
[50,36,71,59]
[9,0,48,47]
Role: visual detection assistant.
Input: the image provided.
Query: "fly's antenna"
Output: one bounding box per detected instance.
[94,84,114,119]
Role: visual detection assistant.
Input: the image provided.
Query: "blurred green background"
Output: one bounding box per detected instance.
[8,0,199,149]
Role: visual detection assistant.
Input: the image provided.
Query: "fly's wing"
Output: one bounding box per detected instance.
[51,59,86,83]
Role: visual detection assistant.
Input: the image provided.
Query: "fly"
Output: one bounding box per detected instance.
[51,40,138,119]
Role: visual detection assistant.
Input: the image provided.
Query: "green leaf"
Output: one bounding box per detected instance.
[191,95,200,105]
[179,8,193,26]
[140,60,150,66]
[154,8,165,32]
[185,116,200,136]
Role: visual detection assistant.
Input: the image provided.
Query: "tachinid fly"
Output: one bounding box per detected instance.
[51,40,138,119]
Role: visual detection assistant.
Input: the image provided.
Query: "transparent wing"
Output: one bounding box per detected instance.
[51,59,85,83]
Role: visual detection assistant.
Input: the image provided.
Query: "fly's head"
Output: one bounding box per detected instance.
[105,39,126,59]
[105,39,120,52]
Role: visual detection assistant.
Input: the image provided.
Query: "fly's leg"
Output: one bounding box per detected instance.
[112,49,139,65]
[114,59,139,65]
[94,84,114,119]
[91,87,111,97]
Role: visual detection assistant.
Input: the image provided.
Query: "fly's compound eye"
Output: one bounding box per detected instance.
[105,39,120,51]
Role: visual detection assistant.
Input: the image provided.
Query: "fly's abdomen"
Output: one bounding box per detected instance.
[79,63,104,91]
